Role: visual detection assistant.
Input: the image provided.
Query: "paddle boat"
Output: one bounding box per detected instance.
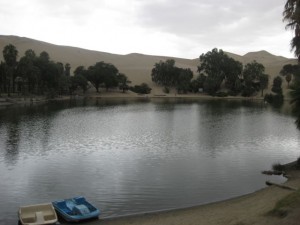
[52,196,100,222]
[18,203,58,225]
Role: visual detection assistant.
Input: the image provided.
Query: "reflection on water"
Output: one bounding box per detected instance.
[0,99,299,224]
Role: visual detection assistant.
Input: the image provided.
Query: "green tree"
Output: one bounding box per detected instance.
[117,73,131,93]
[259,74,269,97]
[69,74,88,94]
[2,44,18,96]
[242,61,265,96]
[74,66,87,76]
[176,68,193,94]
[17,49,40,94]
[0,62,5,96]
[283,1,300,129]
[86,61,119,92]
[102,64,119,91]
[272,76,283,94]
[151,59,178,87]
[280,64,299,87]
[190,74,206,93]
[58,75,70,95]
[198,48,242,95]
[290,83,300,128]
[65,63,71,76]
[224,58,243,92]
[34,51,60,95]
[286,73,292,87]
[283,0,300,61]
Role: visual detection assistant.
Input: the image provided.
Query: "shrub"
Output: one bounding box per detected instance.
[130,83,152,94]
[297,157,300,169]
[272,163,285,171]
[163,87,170,94]
[227,90,238,96]
[264,93,284,107]
[215,92,228,97]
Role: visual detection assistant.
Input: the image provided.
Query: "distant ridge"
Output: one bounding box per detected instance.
[0,35,297,93]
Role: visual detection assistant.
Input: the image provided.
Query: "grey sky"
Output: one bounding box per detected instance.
[0,0,294,59]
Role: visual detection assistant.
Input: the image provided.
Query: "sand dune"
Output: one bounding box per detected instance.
[0,35,297,95]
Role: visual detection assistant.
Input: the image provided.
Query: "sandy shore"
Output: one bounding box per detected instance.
[64,169,300,225]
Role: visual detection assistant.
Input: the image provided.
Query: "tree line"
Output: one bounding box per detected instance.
[151,48,283,97]
[0,44,152,98]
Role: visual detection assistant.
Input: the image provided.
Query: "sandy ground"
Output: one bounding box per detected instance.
[68,170,300,225]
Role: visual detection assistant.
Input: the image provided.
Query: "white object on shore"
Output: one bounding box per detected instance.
[18,203,58,225]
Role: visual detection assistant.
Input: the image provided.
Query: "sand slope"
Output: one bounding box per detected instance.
[0,35,297,94]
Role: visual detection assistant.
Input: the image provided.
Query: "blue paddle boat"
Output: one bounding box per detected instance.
[52,196,100,222]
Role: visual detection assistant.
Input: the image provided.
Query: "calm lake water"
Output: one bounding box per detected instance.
[0,98,299,224]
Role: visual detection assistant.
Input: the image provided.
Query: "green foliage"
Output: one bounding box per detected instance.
[215,92,228,97]
[264,93,284,107]
[3,44,18,67]
[117,73,131,93]
[259,74,269,97]
[297,157,300,169]
[163,86,170,93]
[151,59,193,92]
[151,59,177,87]
[2,44,18,96]
[74,66,87,77]
[86,61,119,92]
[69,74,88,94]
[283,1,300,60]
[198,48,242,95]
[272,163,286,171]
[189,74,206,93]
[130,83,152,94]
[0,45,127,98]
[176,68,193,93]
[242,61,266,97]
[290,82,300,129]
[272,76,283,94]
[65,63,71,76]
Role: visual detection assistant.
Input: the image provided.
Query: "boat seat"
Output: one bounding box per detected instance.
[73,204,90,215]
[35,211,45,224]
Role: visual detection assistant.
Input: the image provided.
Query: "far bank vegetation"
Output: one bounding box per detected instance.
[0,45,295,101]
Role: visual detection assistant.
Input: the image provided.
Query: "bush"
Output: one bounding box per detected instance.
[227,90,238,96]
[272,163,285,171]
[241,86,255,97]
[215,92,228,97]
[45,88,58,99]
[130,83,152,94]
[163,87,170,94]
[264,93,284,107]
[297,157,300,169]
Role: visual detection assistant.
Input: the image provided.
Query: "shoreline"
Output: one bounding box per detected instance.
[0,93,268,107]
[66,167,300,225]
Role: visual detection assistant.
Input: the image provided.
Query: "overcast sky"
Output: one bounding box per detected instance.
[0,0,295,59]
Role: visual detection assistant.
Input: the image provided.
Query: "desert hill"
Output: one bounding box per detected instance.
[0,35,297,95]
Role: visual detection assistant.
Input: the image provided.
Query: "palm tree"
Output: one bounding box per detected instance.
[290,86,300,128]
[283,1,300,129]
[283,0,300,61]
[2,44,18,96]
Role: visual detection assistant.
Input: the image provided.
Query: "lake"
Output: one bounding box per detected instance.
[0,98,299,224]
